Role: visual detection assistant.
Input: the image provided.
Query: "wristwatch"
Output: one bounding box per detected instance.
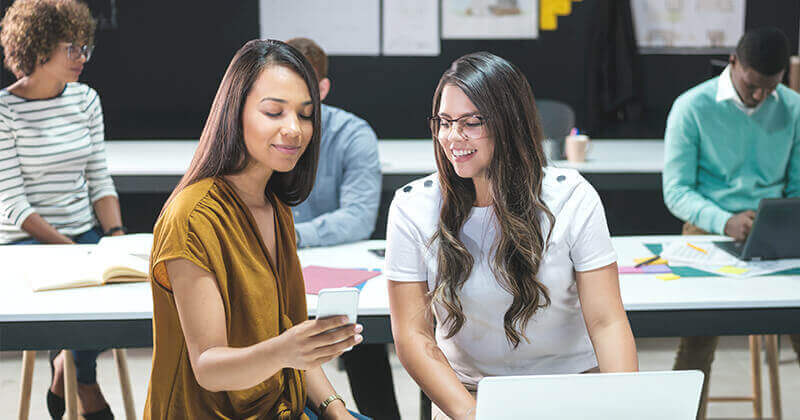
[319,393,344,414]
[104,225,127,236]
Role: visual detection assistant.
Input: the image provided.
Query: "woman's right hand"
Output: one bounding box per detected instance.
[279,316,363,370]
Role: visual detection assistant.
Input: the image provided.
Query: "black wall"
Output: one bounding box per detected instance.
[2,1,797,140]
[1,1,797,236]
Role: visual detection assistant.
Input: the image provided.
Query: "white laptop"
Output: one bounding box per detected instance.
[476,370,703,420]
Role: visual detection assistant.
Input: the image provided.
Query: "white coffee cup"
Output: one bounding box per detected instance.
[565,134,591,162]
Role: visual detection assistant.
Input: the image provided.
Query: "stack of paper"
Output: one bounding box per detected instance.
[660,241,800,278]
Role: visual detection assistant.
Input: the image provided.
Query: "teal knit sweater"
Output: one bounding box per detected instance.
[663,79,800,234]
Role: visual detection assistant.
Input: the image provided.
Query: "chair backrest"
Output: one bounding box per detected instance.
[475,370,704,420]
[536,99,575,161]
[537,99,575,141]
[709,58,728,77]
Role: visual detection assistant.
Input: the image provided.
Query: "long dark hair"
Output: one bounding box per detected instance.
[430,52,555,348]
[163,39,321,211]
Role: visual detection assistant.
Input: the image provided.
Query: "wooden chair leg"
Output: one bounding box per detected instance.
[63,351,79,420]
[18,350,36,420]
[113,349,137,420]
[749,335,763,419]
[765,335,782,420]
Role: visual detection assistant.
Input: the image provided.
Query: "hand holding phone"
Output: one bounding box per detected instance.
[279,315,362,370]
[317,287,359,322]
[316,287,360,351]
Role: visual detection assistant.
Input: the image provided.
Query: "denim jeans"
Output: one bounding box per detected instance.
[13,226,105,384]
[304,405,370,419]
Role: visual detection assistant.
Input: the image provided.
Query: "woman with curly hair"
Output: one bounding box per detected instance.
[386,52,639,419]
[0,0,123,418]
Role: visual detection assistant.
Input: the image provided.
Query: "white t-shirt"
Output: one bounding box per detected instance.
[385,167,617,388]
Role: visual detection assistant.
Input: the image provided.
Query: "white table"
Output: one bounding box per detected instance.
[106,139,664,193]
[3,235,798,351]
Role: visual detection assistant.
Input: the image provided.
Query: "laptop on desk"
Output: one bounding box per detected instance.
[475,370,703,420]
[714,198,800,261]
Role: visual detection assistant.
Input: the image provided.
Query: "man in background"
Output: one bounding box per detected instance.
[663,27,800,419]
[287,37,401,420]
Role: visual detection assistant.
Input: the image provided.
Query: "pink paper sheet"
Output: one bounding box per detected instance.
[618,264,672,274]
[303,265,381,294]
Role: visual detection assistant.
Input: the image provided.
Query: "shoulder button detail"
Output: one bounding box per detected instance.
[557,175,566,182]
[424,180,433,187]
[403,185,413,193]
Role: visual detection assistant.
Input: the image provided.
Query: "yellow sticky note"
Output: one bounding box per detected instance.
[718,266,749,275]
[553,0,571,15]
[540,13,557,30]
[657,274,681,281]
[634,257,668,265]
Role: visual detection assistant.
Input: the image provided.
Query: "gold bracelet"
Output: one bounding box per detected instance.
[319,394,345,414]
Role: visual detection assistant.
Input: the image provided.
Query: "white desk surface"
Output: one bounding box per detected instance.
[105,139,664,177]
[2,236,799,324]
[0,240,388,322]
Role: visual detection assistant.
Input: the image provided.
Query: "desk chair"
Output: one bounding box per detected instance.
[18,349,136,420]
[537,99,575,161]
[707,335,781,420]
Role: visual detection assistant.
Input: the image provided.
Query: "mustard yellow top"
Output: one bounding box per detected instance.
[144,177,308,420]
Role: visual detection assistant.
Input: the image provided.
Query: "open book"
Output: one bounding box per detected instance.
[31,233,153,292]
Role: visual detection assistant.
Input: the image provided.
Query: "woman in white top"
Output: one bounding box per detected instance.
[386,52,638,419]
[0,1,123,418]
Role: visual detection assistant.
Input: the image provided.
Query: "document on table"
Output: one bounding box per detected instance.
[660,241,800,278]
[661,241,738,266]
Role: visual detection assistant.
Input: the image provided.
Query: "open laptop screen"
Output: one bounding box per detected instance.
[476,370,703,420]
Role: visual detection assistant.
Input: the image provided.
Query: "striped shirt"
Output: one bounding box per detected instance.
[0,83,117,243]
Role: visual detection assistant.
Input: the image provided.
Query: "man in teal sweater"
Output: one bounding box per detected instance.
[663,27,800,419]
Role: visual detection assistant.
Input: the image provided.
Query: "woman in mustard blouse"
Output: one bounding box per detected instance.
[144,40,366,419]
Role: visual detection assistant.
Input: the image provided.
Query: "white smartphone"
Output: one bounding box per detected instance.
[316,287,360,351]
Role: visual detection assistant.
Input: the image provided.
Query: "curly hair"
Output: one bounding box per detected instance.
[0,0,95,77]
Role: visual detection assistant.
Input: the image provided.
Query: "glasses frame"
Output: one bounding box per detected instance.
[61,42,94,63]
[429,114,488,141]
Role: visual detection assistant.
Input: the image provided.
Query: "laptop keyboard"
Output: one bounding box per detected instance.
[714,240,744,257]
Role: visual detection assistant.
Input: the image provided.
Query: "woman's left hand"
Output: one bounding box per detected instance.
[322,402,356,420]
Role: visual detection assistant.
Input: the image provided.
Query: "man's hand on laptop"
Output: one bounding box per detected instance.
[724,210,756,241]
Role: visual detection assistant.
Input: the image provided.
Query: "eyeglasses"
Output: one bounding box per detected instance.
[62,43,94,62]
[429,114,487,141]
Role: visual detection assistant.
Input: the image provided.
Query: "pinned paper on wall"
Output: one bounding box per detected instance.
[443,0,538,39]
[259,0,380,55]
[631,0,745,52]
[383,0,440,56]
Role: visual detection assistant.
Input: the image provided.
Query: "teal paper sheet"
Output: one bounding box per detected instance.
[643,243,800,277]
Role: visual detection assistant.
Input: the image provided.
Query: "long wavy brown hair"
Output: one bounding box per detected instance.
[430,52,554,348]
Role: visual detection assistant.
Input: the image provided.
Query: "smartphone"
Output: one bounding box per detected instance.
[316,287,360,350]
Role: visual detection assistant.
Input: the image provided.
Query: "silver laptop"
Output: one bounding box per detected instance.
[476,370,703,420]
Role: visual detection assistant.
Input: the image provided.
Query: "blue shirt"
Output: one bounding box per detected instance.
[663,73,800,234]
[293,104,381,247]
